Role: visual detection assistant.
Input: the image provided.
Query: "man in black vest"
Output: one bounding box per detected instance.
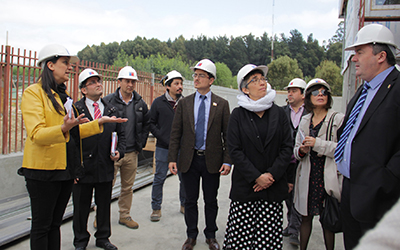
[103,66,150,229]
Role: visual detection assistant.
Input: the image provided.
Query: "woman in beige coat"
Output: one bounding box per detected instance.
[293,79,344,250]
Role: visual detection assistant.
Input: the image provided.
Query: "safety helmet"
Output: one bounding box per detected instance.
[237,64,268,90]
[345,24,398,51]
[117,66,138,80]
[161,70,184,86]
[37,44,79,68]
[305,78,331,93]
[79,68,102,88]
[284,78,307,90]
[190,59,217,79]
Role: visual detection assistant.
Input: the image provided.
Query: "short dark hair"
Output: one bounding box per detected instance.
[241,69,265,90]
[207,72,214,79]
[304,84,332,112]
[371,43,396,66]
[287,87,304,94]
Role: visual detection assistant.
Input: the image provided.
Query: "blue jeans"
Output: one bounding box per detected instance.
[151,147,186,210]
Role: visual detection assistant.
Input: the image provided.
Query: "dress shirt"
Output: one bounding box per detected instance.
[289,104,304,128]
[119,90,134,105]
[337,66,395,178]
[85,98,104,120]
[194,91,211,151]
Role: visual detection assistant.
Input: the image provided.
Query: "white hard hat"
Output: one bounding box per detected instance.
[345,24,398,51]
[190,59,217,79]
[163,70,184,86]
[305,78,331,93]
[79,68,102,88]
[117,66,138,80]
[37,44,79,68]
[284,78,307,90]
[237,64,268,90]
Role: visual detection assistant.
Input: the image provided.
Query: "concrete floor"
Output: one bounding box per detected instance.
[3,174,344,250]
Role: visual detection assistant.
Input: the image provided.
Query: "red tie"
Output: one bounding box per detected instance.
[93,102,102,120]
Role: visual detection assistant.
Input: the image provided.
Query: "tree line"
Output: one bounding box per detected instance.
[78,22,344,95]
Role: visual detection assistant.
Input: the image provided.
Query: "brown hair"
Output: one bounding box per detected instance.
[304,84,332,112]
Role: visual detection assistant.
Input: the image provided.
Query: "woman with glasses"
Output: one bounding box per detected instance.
[19,44,126,250]
[223,64,292,249]
[293,78,344,250]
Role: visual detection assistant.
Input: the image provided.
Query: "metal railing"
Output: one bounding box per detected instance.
[0,45,165,154]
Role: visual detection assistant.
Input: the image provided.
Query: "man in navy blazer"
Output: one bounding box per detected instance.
[335,24,400,249]
[168,59,232,250]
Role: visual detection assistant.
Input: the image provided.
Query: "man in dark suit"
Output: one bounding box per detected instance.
[282,78,307,246]
[168,59,232,250]
[335,24,400,249]
[73,69,125,250]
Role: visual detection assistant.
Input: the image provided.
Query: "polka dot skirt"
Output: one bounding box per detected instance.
[223,200,283,250]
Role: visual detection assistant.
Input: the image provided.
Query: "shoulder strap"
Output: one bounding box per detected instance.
[326,112,338,141]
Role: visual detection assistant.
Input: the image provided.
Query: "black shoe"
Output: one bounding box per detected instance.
[96,241,118,250]
[75,247,86,250]
[282,227,291,237]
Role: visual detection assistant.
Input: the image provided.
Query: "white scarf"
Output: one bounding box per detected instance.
[237,89,276,112]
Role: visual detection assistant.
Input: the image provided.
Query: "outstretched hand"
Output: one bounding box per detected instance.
[98,116,128,125]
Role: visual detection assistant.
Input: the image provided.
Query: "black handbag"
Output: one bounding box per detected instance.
[320,194,342,233]
[319,112,343,233]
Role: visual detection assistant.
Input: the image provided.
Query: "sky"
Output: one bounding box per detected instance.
[0,0,343,55]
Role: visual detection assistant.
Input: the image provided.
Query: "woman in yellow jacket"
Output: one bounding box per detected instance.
[20,44,126,250]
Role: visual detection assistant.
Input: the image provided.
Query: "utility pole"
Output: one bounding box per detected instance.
[271,0,275,62]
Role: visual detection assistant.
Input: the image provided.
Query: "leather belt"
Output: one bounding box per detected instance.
[195,149,205,156]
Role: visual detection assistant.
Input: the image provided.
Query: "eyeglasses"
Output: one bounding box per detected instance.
[85,79,102,87]
[246,77,268,88]
[192,73,209,79]
[311,89,328,96]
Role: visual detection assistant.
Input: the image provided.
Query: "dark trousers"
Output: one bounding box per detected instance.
[26,178,73,250]
[182,153,220,239]
[284,185,302,236]
[73,181,112,247]
[341,177,376,250]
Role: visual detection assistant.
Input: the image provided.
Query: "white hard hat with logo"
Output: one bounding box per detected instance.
[117,66,138,80]
[237,64,268,90]
[162,70,184,86]
[345,23,398,51]
[284,78,307,90]
[37,44,79,68]
[190,59,217,79]
[79,68,102,88]
[305,78,331,93]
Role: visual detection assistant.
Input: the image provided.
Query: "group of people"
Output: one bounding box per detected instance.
[19,23,400,250]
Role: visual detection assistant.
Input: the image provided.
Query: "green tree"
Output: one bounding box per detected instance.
[328,21,344,45]
[326,42,343,67]
[267,55,303,90]
[314,60,343,96]
[214,62,236,88]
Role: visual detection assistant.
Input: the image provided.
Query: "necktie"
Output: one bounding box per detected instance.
[195,95,206,149]
[93,102,102,120]
[335,82,371,162]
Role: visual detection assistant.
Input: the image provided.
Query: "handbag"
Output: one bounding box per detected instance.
[320,194,342,233]
[319,112,343,233]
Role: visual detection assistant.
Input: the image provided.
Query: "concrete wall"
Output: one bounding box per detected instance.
[0,153,26,200]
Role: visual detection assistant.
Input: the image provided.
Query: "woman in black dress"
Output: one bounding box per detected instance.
[293,79,344,250]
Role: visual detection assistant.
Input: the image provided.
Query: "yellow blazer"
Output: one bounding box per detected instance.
[21,81,103,170]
